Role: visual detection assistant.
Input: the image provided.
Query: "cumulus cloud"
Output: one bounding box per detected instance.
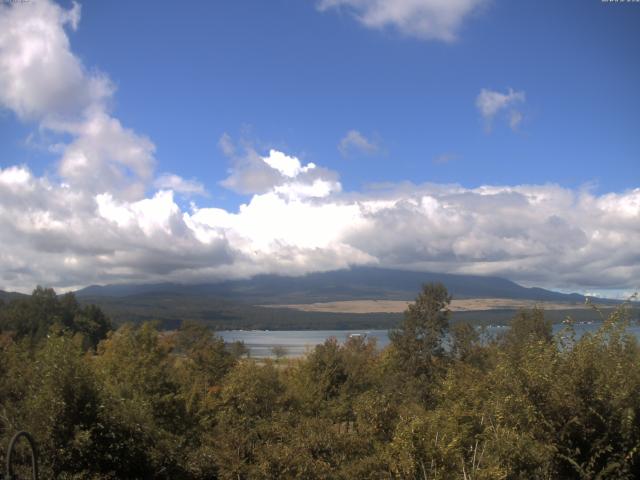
[0,0,188,200]
[219,135,341,199]
[476,87,526,132]
[0,166,233,290]
[0,0,111,124]
[58,111,156,199]
[220,146,283,195]
[317,0,488,41]
[338,130,380,157]
[1,158,639,294]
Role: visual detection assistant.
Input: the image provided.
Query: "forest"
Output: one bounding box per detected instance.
[73,290,620,331]
[1,284,640,479]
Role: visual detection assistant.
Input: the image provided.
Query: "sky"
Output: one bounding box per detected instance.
[0,0,638,297]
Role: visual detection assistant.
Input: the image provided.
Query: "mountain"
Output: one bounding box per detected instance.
[0,290,28,303]
[76,267,589,304]
[72,268,631,329]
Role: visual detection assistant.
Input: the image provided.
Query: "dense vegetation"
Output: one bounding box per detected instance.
[1,284,640,479]
[73,267,618,330]
[79,292,618,331]
[76,292,406,330]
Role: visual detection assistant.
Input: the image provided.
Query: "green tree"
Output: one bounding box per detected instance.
[271,345,288,360]
[502,307,553,353]
[0,287,62,342]
[173,321,236,414]
[94,323,190,478]
[210,361,288,479]
[0,288,111,349]
[73,304,113,350]
[0,331,153,479]
[388,282,451,402]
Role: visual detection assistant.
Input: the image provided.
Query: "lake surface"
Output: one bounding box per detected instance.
[219,322,640,358]
[219,329,391,358]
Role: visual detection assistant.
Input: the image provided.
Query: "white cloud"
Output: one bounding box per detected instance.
[220,145,284,195]
[476,88,525,118]
[338,130,380,157]
[154,174,206,196]
[0,0,111,124]
[476,87,526,131]
[1,159,639,294]
[219,136,340,198]
[262,149,312,178]
[58,111,156,199]
[0,165,31,188]
[218,132,235,156]
[317,0,488,42]
[509,110,523,130]
[0,0,162,200]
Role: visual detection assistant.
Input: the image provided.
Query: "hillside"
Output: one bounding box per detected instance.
[0,289,28,303]
[70,268,628,330]
[76,267,591,304]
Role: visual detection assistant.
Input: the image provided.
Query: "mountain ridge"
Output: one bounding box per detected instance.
[0,290,28,302]
[75,267,593,304]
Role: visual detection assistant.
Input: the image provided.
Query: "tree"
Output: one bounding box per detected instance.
[271,345,288,360]
[1,331,154,479]
[173,321,236,414]
[502,307,553,353]
[94,323,190,478]
[388,283,451,394]
[0,288,112,349]
[228,340,249,359]
[211,361,287,479]
[73,303,113,350]
[307,338,347,400]
[0,287,62,342]
[450,321,488,367]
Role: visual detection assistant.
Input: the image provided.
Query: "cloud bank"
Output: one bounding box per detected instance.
[0,1,638,295]
[1,153,639,293]
[317,0,488,42]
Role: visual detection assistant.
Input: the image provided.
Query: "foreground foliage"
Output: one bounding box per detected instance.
[1,285,639,479]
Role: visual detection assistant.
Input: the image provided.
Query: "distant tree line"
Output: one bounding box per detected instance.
[1,284,639,478]
[0,286,111,349]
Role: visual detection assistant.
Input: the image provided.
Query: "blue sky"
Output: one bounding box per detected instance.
[4,0,639,207]
[0,0,638,295]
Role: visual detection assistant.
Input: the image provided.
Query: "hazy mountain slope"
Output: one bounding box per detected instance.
[0,290,28,302]
[76,267,588,304]
[77,292,623,331]
[71,268,633,330]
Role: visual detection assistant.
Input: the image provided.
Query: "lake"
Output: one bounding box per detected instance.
[219,322,640,358]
